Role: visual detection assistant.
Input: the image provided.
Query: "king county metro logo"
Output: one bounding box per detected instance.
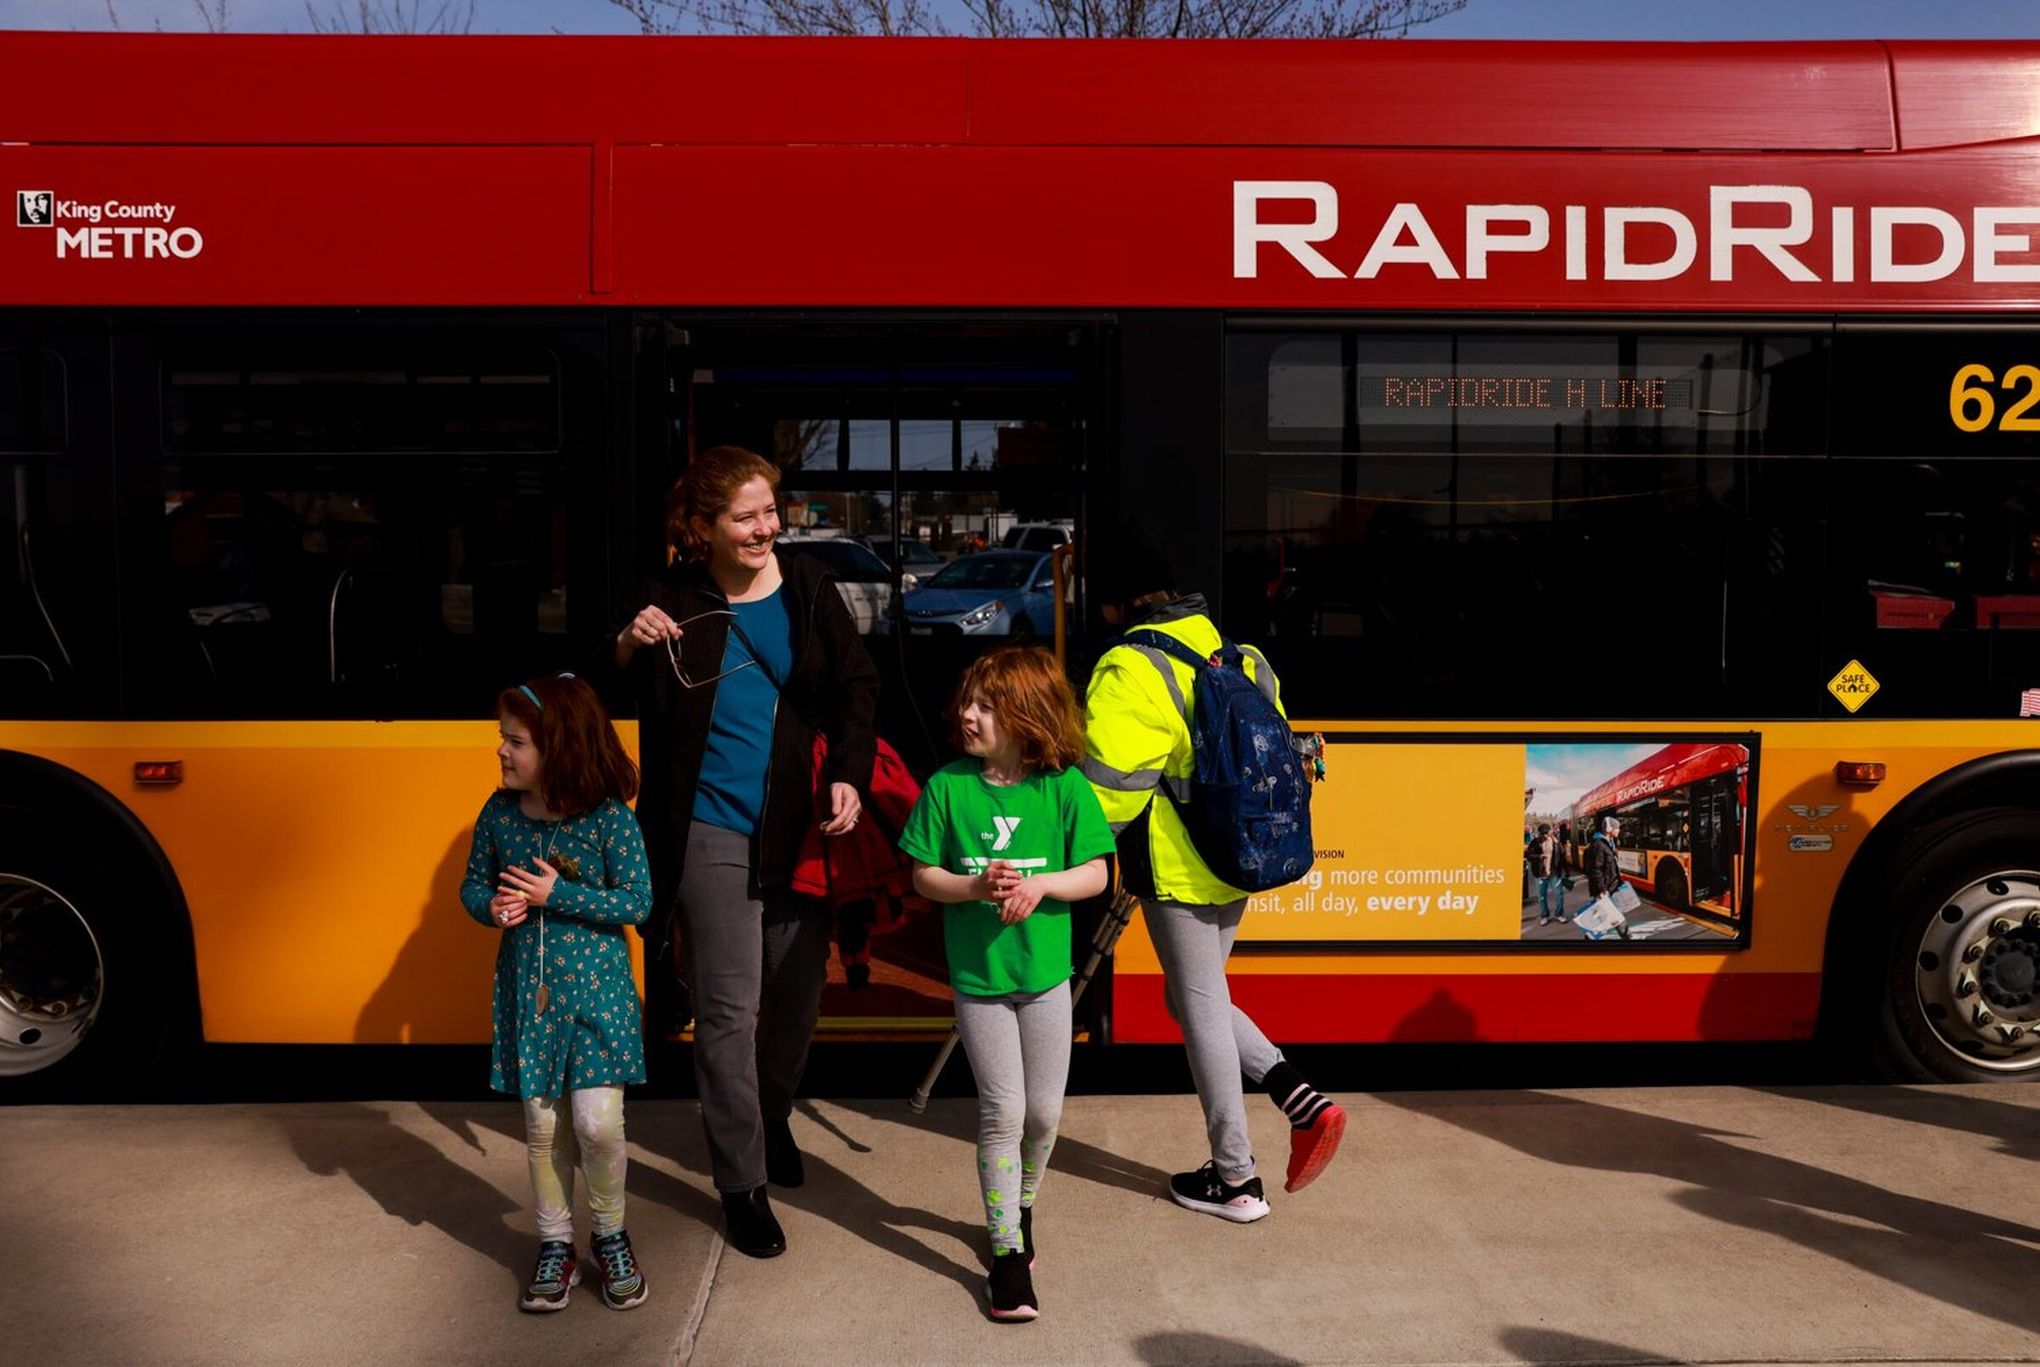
[16,191,53,228]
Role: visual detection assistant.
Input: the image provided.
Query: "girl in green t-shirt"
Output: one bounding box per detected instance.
[899,646,1115,1323]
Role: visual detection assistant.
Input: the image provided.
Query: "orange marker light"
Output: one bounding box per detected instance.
[1835,761,1886,787]
[134,760,184,786]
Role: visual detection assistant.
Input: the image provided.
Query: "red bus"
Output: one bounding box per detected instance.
[3,34,2040,1087]
[1572,741,1750,931]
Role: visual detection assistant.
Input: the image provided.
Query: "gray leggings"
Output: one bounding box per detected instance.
[953,979,1071,1253]
[1145,897,1283,1185]
[678,820,833,1194]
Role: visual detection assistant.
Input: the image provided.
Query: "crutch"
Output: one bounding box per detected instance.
[908,885,1140,1113]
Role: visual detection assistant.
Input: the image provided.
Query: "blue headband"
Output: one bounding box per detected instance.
[516,673,576,712]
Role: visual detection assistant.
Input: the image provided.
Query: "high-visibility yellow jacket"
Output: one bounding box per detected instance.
[1080,596,1285,907]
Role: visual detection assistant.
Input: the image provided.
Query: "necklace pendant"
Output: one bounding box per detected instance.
[534,983,551,1016]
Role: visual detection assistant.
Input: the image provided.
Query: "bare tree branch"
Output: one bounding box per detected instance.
[304,0,478,33]
[611,0,1461,36]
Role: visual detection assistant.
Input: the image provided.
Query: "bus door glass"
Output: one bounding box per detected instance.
[0,324,112,718]
[1689,775,1734,904]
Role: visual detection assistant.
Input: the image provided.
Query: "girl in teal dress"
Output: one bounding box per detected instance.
[460,673,653,1315]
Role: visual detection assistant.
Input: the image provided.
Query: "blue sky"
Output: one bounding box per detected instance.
[12,0,2040,37]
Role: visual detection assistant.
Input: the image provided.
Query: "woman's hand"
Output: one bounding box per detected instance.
[490,891,530,929]
[818,782,862,836]
[616,603,681,661]
[499,858,560,909]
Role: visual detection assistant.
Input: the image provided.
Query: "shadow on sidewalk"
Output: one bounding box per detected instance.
[423,1099,725,1236]
[1133,1330,1304,1365]
[278,1103,525,1274]
[1498,1326,1684,1364]
[1380,1082,2040,1335]
[634,1100,988,1305]
[841,1097,1172,1200]
[1753,1085,2040,1163]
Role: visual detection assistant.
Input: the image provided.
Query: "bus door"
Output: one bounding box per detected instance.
[0,320,114,718]
[657,315,1106,1029]
[1688,777,1737,909]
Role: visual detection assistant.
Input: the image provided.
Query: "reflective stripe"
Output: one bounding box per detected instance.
[1107,818,1135,835]
[1081,756,1162,792]
[1121,643,1193,803]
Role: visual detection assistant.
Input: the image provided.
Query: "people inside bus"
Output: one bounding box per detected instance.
[459,673,654,1314]
[1078,522,1346,1223]
[591,445,879,1260]
[899,646,1114,1322]
[1528,823,1569,927]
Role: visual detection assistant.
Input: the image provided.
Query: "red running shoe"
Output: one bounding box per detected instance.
[1284,1101,1347,1193]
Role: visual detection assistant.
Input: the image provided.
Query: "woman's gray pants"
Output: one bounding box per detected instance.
[1144,897,1283,1186]
[678,820,833,1194]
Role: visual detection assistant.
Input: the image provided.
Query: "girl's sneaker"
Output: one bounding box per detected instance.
[985,1250,1039,1322]
[518,1240,580,1313]
[1019,1204,1036,1269]
[590,1229,648,1311]
[1168,1161,1271,1223]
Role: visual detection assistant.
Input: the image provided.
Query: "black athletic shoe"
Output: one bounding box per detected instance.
[722,1185,787,1258]
[985,1250,1039,1322]
[765,1115,805,1188]
[518,1240,580,1313]
[1168,1161,1271,1223]
[1019,1204,1035,1269]
[590,1229,648,1311]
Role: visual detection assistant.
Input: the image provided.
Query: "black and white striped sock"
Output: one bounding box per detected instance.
[1263,1061,1332,1131]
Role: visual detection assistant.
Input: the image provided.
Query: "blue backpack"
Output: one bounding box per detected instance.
[1123,629,1315,893]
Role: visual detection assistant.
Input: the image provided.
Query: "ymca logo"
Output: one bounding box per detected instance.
[991,816,1023,851]
[17,191,53,228]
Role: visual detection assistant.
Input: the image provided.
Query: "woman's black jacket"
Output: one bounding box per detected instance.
[1585,833,1621,899]
[587,549,880,924]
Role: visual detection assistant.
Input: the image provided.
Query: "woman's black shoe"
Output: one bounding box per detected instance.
[764,1116,805,1188]
[721,1185,786,1258]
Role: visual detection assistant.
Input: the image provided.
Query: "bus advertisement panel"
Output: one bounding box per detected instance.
[1239,737,1753,947]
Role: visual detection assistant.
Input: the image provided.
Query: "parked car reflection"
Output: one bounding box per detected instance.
[776,535,893,634]
[885,550,1057,637]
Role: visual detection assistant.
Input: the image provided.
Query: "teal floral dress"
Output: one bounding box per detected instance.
[459,791,653,1099]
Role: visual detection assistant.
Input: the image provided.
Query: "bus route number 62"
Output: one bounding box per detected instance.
[1950,363,2040,433]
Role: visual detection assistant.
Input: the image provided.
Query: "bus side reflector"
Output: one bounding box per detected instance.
[1835,761,1886,787]
[134,761,183,786]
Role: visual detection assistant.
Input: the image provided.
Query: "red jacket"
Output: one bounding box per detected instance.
[791,735,924,917]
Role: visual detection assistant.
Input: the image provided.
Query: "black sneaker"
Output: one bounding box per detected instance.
[1019,1204,1035,1269]
[765,1115,805,1188]
[1168,1161,1271,1223]
[985,1250,1039,1322]
[589,1229,648,1311]
[518,1240,580,1313]
[722,1184,786,1258]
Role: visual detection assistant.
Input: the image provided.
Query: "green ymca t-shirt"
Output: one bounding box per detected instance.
[898,760,1117,997]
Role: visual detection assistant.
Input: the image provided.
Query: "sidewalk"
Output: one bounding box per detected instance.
[4,1086,2036,1364]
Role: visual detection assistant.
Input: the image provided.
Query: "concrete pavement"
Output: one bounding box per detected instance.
[3,1085,2037,1365]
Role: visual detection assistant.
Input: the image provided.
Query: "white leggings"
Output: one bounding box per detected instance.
[954,980,1071,1253]
[522,1087,627,1242]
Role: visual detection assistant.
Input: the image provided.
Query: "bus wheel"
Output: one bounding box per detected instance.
[1654,860,1688,908]
[1879,807,2040,1082]
[0,872,103,1077]
[0,813,184,1090]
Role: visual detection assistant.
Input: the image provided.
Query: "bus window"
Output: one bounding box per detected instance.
[0,348,66,455]
[1223,327,1829,721]
[138,340,586,719]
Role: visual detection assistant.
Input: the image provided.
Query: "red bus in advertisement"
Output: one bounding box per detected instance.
[2,34,2040,1088]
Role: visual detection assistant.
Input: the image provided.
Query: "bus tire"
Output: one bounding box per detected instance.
[1654,859,1688,909]
[1874,806,2040,1083]
[0,762,197,1094]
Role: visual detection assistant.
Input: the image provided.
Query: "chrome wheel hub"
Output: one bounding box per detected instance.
[1914,872,2040,1075]
[0,874,103,1077]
